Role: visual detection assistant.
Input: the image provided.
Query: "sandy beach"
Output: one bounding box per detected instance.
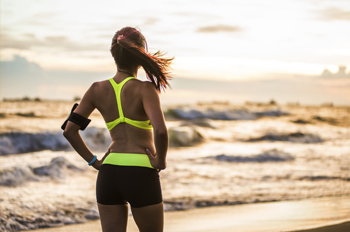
[29,220,350,232]
[1,101,349,231]
[27,196,350,232]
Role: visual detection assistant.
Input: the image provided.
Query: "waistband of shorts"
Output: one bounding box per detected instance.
[102,153,155,169]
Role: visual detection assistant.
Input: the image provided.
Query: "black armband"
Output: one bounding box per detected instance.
[61,103,91,130]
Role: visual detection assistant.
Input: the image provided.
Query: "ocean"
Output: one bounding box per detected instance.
[1,100,350,231]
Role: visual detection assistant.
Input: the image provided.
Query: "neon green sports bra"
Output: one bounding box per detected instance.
[106,77,153,131]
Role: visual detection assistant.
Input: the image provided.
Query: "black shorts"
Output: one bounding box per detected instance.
[96,164,163,208]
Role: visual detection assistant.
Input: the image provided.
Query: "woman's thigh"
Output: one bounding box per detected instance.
[131,202,164,232]
[98,203,128,232]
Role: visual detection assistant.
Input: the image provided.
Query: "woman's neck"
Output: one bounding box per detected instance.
[117,69,133,77]
[116,66,138,77]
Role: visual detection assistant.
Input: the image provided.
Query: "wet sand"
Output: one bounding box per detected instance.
[29,196,350,232]
[290,221,350,232]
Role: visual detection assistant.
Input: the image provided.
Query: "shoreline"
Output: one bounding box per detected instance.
[28,196,350,232]
[289,221,350,232]
[28,220,350,232]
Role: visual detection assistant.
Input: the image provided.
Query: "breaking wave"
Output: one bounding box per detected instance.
[0,156,83,186]
[247,132,323,143]
[0,127,111,155]
[1,126,206,155]
[297,175,350,181]
[166,107,289,120]
[209,149,295,163]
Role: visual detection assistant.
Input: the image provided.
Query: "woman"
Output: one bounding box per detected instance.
[63,26,173,232]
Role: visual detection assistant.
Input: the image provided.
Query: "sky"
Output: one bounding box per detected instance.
[1,0,350,105]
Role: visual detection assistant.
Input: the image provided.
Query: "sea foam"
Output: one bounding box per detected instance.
[0,156,83,186]
[0,127,111,155]
[167,107,289,120]
[209,149,295,163]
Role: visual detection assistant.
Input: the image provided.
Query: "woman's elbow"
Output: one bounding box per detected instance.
[63,129,70,139]
[63,128,76,140]
[154,127,168,137]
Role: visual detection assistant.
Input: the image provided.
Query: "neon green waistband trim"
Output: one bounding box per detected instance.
[102,153,155,169]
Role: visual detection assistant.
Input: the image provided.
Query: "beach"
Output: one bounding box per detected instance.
[2,0,350,230]
[27,196,350,232]
[1,101,350,231]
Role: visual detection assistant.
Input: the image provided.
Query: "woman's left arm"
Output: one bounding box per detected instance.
[63,82,102,170]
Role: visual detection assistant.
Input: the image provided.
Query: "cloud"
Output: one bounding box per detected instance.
[196,24,242,33]
[2,55,349,104]
[144,17,160,25]
[0,55,113,100]
[1,55,45,78]
[318,7,350,21]
[19,12,62,26]
[320,66,350,78]
[0,33,106,52]
[1,55,46,98]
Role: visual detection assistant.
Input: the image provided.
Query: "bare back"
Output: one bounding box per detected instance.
[74,75,161,155]
[96,77,155,154]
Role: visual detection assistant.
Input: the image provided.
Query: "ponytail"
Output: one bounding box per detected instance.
[110,27,173,92]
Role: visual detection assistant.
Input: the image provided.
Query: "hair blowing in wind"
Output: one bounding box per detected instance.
[110,27,174,92]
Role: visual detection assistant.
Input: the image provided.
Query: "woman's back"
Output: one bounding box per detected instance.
[92,76,156,154]
[63,26,172,232]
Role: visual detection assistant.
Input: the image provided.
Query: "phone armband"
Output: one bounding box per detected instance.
[61,103,91,130]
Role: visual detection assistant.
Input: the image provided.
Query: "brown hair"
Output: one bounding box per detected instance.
[110,27,173,91]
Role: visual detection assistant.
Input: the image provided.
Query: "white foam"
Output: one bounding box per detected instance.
[0,127,111,155]
[211,149,295,163]
[169,107,289,120]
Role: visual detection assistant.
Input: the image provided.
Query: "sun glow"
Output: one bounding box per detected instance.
[1,0,350,103]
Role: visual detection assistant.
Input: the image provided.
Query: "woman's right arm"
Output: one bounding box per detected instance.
[63,83,102,170]
[142,82,168,170]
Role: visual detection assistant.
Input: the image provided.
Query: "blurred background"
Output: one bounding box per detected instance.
[1,0,350,105]
[1,1,350,232]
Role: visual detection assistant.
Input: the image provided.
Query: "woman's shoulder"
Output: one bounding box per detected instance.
[89,79,112,90]
[135,80,156,89]
[88,78,156,94]
[94,79,111,85]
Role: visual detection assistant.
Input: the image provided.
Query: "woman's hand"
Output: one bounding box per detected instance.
[92,159,102,170]
[91,150,110,170]
[146,149,166,170]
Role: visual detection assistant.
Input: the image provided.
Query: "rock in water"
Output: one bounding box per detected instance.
[168,126,204,147]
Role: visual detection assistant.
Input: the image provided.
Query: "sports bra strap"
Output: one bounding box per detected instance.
[109,77,135,119]
[106,77,152,131]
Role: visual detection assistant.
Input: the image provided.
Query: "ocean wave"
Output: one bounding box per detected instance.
[297,175,350,181]
[291,119,311,124]
[0,166,39,187]
[0,131,70,155]
[181,118,217,128]
[0,127,111,155]
[312,116,338,125]
[0,125,206,155]
[0,156,83,186]
[208,149,294,163]
[166,107,289,120]
[15,112,38,117]
[33,156,84,178]
[247,132,323,143]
